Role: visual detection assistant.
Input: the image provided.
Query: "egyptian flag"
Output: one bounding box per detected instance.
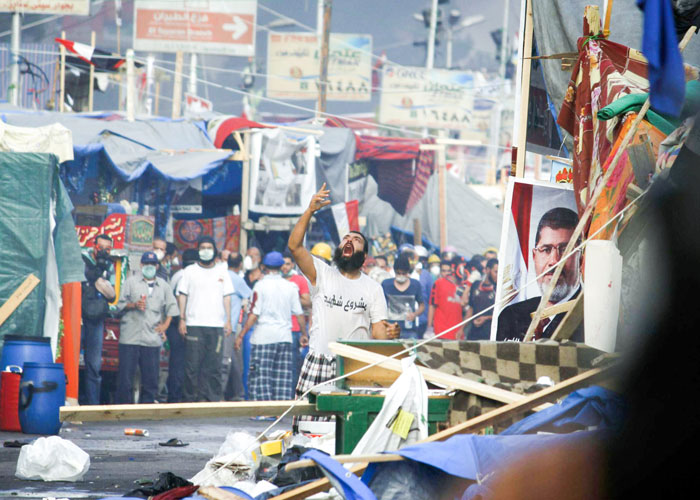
[55,38,129,72]
[314,200,360,246]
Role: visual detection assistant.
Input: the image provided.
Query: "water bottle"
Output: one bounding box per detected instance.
[404,303,412,330]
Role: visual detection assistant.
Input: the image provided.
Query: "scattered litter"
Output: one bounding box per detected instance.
[124,428,149,437]
[123,471,193,498]
[15,436,90,481]
[3,440,30,448]
[158,438,189,447]
[291,429,336,456]
[190,431,261,486]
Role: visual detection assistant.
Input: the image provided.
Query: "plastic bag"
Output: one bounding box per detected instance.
[190,431,261,486]
[351,356,428,456]
[15,436,90,481]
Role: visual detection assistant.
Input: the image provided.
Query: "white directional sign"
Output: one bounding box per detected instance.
[134,0,257,56]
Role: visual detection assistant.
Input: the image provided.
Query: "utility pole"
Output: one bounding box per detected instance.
[126,49,135,122]
[317,0,332,117]
[499,0,510,79]
[426,0,438,69]
[189,53,198,96]
[9,12,21,106]
[172,51,184,119]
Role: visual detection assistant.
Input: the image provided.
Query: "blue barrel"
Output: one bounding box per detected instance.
[0,335,53,371]
[18,362,65,435]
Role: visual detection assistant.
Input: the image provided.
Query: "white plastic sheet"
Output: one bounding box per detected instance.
[15,436,90,481]
[351,356,428,456]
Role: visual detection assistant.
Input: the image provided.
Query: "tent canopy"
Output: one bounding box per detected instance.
[1,109,231,181]
[361,173,502,257]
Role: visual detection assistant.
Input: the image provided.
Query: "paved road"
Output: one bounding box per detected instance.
[0,416,293,499]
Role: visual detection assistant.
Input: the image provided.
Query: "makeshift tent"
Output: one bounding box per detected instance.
[0,152,84,353]
[361,174,501,258]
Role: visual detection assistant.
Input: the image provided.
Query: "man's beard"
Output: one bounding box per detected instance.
[541,269,579,302]
[333,246,365,272]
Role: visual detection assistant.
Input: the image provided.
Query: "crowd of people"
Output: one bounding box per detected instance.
[80,192,498,406]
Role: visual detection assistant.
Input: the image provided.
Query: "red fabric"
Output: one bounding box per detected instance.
[288,274,310,332]
[511,182,533,268]
[406,139,435,212]
[557,12,649,214]
[345,199,360,232]
[430,278,463,340]
[151,485,198,500]
[211,116,269,148]
[173,215,240,251]
[355,135,422,161]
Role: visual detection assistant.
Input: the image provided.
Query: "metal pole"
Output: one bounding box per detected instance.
[88,31,96,112]
[10,12,21,106]
[500,0,510,79]
[126,49,135,122]
[426,0,438,69]
[146,55,155,116]
[446,26,453,69]
[188,53,198,96]
[59,30,66,112]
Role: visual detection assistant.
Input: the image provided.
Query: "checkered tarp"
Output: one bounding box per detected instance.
[400,340,608,428]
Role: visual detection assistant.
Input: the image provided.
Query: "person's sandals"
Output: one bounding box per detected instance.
[158,438,188,447]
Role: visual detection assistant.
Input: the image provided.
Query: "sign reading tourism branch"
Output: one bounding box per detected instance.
[134,0,256,56]
[379,65,481,130]
[266,32,372,101]
[0,0,88,14]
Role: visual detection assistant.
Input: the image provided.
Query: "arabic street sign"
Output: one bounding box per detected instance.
[0,0,89,15]
[134,0,256,56]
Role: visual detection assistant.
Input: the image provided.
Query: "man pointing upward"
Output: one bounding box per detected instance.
[288,184,399,403]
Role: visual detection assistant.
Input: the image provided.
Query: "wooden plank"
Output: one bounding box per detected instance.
[0,274,40,328]
[59,401,328,422]
[531,298,576,319]
[329,342,550,410]
[550,292,584,341]
[271,364,615,500]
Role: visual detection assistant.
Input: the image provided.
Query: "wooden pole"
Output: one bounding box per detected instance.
[413,218,422,246]
[172,51,184,119]
[88,31,95,112]
[240,132,251,254]
[437,133,448,249]
[603,0,614,38]
[523,24,697,342]
[59,30,66,112]
[515,0,533,177]
[316,0,332,118]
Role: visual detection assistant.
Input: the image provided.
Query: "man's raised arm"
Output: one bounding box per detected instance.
[287,183,331,287]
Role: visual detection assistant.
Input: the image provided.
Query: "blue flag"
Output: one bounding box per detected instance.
[637,0,686,117]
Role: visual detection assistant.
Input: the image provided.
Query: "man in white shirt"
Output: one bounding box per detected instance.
[288,183,399,411]
[177,236,234,402]
[235,251,305,402]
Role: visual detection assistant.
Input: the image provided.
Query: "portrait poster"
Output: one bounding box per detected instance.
[490,178,578,340]
[249,129,316,215]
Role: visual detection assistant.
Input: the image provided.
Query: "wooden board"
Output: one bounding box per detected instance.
[532,298,576,319]
[59,401,328,422]
[0,274,40,328]
[550,293,584,341]
[340,342,410,387]
[329,342,550,411]
[271,364,616,500]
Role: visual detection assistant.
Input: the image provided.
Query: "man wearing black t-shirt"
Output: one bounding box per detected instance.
[466,258,498,340]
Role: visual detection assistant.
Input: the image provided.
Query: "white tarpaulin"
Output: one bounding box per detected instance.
[249,129,316,215]
[266,32,372,101]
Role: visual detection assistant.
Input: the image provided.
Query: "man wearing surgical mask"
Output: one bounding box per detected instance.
[116,252,179,404]
[380,254,425,339]
[177,236,234,401]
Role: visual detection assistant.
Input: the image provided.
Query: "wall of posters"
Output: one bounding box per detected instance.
[134,0,257,56]
[266,32,372,101]
[491,178,580,341]
[249,129,316,215]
